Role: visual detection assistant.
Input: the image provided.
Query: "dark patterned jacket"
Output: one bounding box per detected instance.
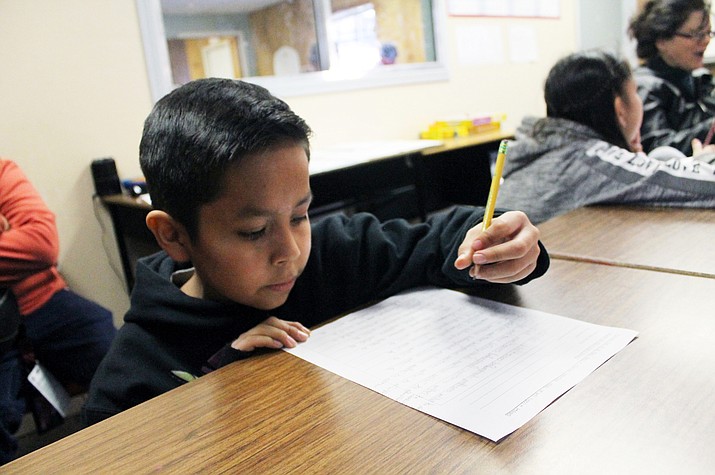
[634,56,715,155]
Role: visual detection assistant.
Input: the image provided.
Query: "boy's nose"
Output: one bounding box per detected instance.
[273,228,301,265]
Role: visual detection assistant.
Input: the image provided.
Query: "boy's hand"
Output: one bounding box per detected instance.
[454,210,541,284]
[231,316,310,352]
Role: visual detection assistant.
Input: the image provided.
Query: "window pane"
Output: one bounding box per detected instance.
[162,0,321,85]
[329,0,436,68]
[144,0,444,98]
[249,1,321,75]
[330,4,379,72]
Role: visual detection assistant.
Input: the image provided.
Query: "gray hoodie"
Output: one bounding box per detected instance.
[498,116,715,224]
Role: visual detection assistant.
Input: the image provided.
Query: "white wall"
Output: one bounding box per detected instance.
[577,0,639,66]
[0,0,578,325]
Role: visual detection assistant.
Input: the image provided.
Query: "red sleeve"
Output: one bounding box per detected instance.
[0,159,60,285]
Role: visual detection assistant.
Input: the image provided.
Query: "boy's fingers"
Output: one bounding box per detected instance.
[455,217,509,268]
[262,317,309,345]
[473,245,540,282]
[285,323,310,342]
[474,233,532,264]
[454,249,473,269]
[454,225,481,267]
[473,219,535,264]
[455,211,540,284]
[260,327,298,348]
[265,317,310,337]
[232,334,285,352]
[232,317,311,352]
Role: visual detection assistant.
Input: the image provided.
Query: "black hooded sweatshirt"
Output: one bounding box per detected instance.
[82,207,549,425]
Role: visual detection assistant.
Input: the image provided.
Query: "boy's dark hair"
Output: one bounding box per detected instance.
[139,78,312,240]
[543,50,633,150]
[628,0,711,60]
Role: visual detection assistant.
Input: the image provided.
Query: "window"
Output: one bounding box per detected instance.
[136,0,447,100]
[331,4,380,72]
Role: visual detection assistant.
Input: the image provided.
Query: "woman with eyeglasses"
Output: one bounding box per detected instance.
[629,0,715,154]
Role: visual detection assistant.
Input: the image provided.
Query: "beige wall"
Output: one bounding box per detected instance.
[0,0,151,323]
[292,3,578,147]
[0,0,577,326]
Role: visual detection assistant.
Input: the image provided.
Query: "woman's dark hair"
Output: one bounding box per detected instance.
[544,50,633,150]
[629,0,711,60]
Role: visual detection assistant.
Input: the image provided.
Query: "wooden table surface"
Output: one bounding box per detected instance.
[6,258,715,474]
[538,206,715,278]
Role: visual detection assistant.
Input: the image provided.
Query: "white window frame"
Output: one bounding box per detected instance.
[135,0,449,101]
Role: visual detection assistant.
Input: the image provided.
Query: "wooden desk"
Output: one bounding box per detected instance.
[101,132,511,289]
[539,206,715,278]
[6,259,715,474]
[308,131,513,219]
[420,128,512,156]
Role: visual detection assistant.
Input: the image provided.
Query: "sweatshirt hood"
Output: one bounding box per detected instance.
[505,116,604,176]
[126,251,268,331]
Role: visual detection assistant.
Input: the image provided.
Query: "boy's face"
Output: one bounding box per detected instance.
[183,143,312,310]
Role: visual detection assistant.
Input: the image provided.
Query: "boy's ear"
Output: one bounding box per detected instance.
[145,210,192,263]
[614,95,627,129]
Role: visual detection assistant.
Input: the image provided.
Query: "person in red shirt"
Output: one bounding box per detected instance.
[0,158,116,464]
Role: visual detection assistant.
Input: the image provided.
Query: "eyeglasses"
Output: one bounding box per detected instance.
[674,30,715,41]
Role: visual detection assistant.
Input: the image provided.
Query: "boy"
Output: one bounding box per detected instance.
[82,78,549,425]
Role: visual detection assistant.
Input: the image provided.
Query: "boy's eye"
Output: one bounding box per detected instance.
[239,228,266,241]
[237,213,307,240]
[291,213,309,225]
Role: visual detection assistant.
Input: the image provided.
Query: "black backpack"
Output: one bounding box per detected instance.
[0,288,21,355]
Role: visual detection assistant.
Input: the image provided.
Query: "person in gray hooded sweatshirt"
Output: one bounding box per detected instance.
[498,50,715,224]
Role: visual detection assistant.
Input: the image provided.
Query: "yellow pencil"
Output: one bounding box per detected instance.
[482,139,509,231]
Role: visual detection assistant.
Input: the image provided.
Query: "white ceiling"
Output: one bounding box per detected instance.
[161,0,286,15]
